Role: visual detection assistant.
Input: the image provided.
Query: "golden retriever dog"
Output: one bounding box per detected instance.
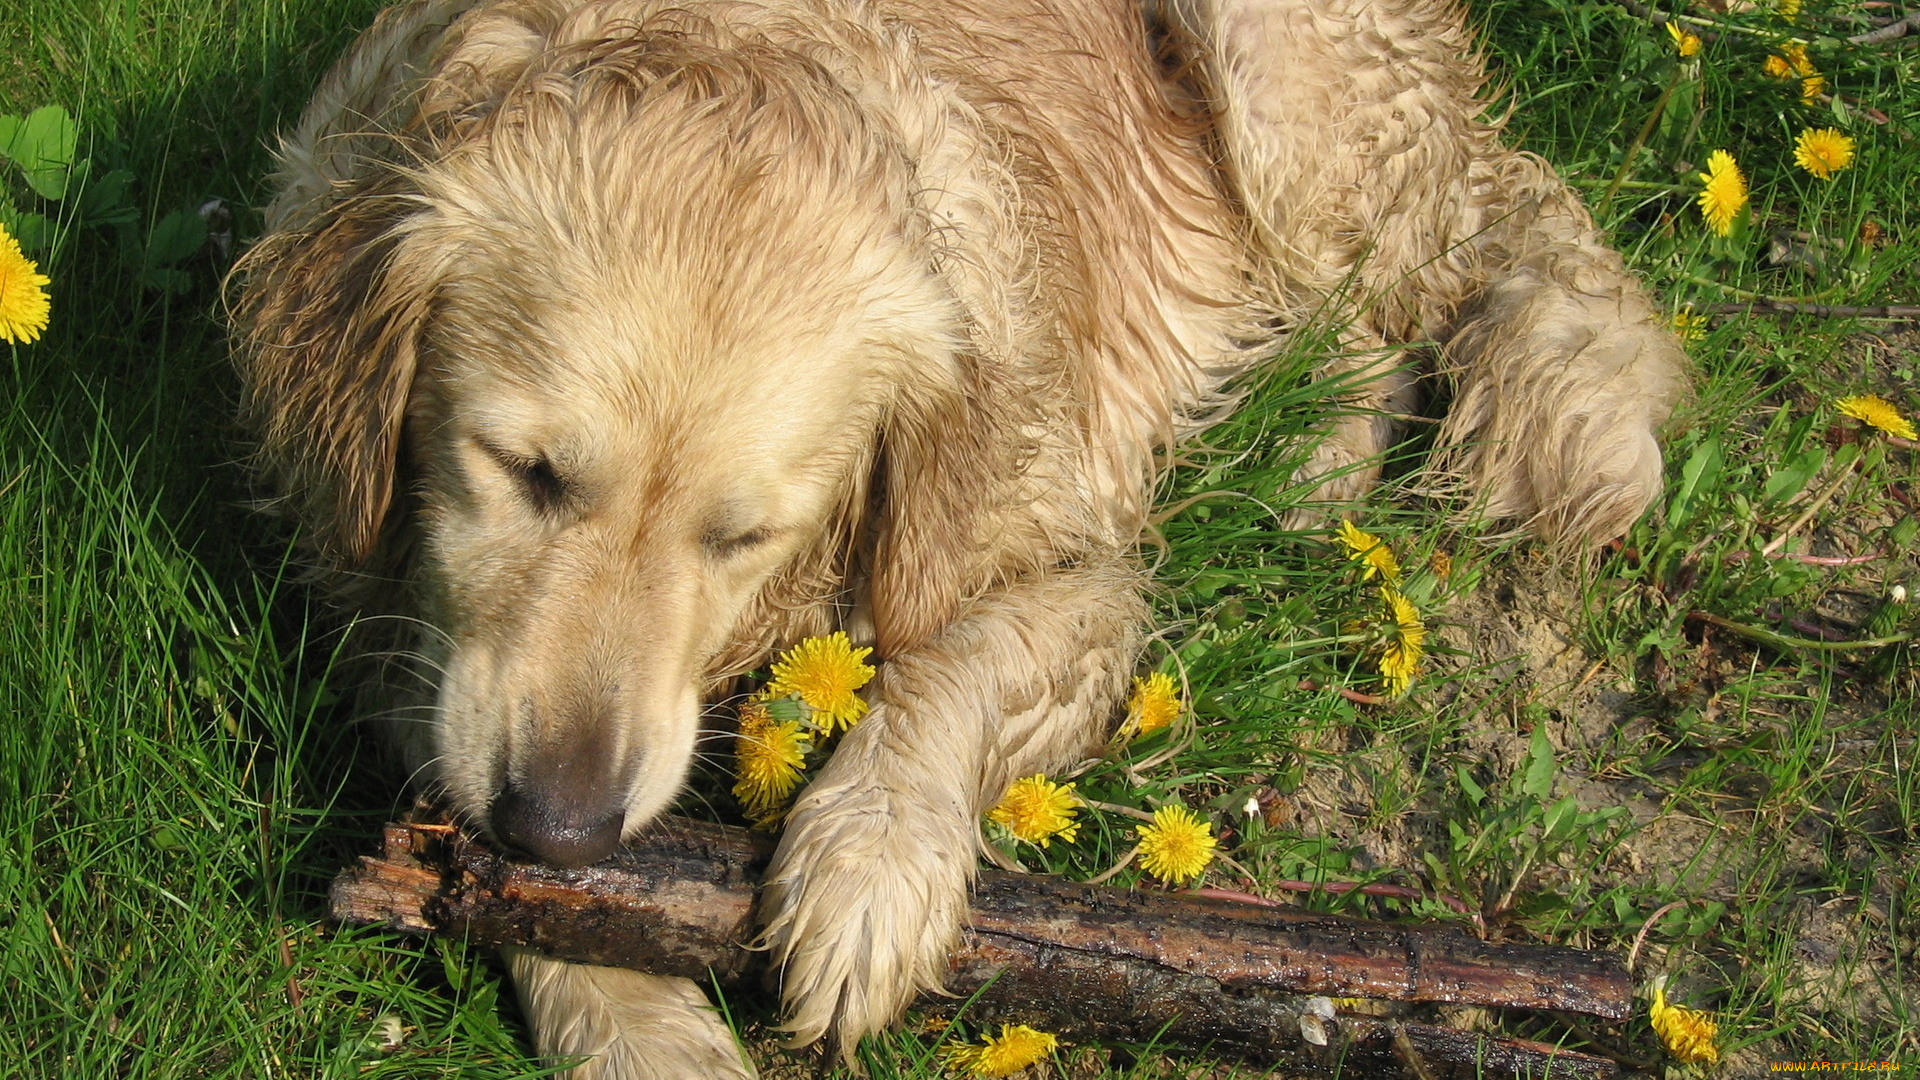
[234,0,1686,1074]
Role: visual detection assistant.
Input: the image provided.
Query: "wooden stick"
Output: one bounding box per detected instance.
[1692,300,1920,321]
[1851,10,1920,45]
[331,817,1630,1078]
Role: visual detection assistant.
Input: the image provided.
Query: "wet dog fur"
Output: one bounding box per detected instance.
[234,0,1687,1074]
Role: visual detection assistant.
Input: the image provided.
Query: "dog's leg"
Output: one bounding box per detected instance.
[1181,0,1687,542]
[505,947,757,1079]
[758,561,1147,1056]
[1282,330,1415,524]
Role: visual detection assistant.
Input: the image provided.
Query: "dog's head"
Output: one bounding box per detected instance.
[236,22,1009,866]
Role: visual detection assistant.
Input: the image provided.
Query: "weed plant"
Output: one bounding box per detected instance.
[0,0,1913,1075]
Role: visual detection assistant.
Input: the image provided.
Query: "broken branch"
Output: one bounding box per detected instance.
[332,817,1631,1078]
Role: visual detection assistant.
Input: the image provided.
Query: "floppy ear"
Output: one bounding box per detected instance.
[233,185,432,574]
[867,348,1045,658]
[857,68,1051,658]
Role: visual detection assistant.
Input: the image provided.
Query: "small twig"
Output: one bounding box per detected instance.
[1688,609,1912,652]
[1789,551,1887,565]
[1691,300,1920,321]
[1724,548,1884,566]
[1612,0,1724,42]
[1295,678,1392,706]
[1196,886,1290,907]
[1788,618,1850,641]
[1850,9,1920,44]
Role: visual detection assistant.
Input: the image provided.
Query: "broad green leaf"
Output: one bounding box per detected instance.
[0,200,53,250]
[0,106,79,200]
[1522,725,1555,801]
[1542,795,1578,842]
[1762,445,1825,506]
[144,209,206,267]
[761,696,806,721]
[1456,766,1486,805]
[139,266,192,294]
[76,167,138,227]
[1666,436,1723,528]
[1890,517,1917,550]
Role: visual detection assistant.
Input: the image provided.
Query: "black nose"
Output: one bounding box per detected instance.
[490,782,625,868]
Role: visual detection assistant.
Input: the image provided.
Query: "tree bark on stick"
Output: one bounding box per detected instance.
[332,817,1629,1079]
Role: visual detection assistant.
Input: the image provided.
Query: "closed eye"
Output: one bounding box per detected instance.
[702,525,774,558]
[481,442,568,514]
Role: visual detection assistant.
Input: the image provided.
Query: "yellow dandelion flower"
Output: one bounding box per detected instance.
[1836,394,1917,440]
[1672,309,1709,343]
[1666,21,1701,57]
[1136,804,1217,885]
[1378,587,1426,698]
[1649,976,1721,1066]
[1126,671,1182,736]
[1764,42,1825,101]
[0,224,52,345]
[763,631,875,733]
[1335,519,1401,583]
[1776,0,1801,18]
[1765,43,1823,101]
[733,699,812,821]
[988,775,1081,847]
[1696,150,1747,237]
[941,1024,1058,1077]
[1794,127,1855,180]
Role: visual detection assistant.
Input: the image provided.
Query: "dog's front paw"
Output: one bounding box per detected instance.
[505,948,757,1079]
[758,755,976,1057]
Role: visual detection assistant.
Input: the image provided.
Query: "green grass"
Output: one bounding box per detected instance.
[1,0,1915,1076]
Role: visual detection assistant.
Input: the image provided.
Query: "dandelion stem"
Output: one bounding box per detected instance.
[1078,798,1158,823]
[1625,899,1695,973]
[1082,843,1139,885]
[1677,273,1842,305]
[1569,178,1685,192]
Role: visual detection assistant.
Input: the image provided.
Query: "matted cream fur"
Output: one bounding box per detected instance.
[233,0,1686,1075]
